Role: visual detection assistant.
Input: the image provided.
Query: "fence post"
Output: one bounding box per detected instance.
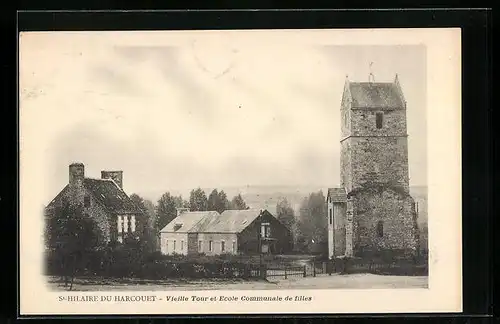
[284,268,287,279]
[322,261,327,274]
[313,263,316,277]
[260,263,267,280]
[303,265,306,277]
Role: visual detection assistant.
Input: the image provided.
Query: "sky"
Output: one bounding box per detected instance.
[19,31,427,203]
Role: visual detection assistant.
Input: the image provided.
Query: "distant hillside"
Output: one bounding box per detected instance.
[138,185,427,225]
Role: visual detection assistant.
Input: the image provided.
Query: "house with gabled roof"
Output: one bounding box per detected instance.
[45,163,145,244]
[159,208,292,256]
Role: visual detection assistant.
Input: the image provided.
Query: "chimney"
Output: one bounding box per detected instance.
[101,170,123,189]
[69,163,85,188]
[176,207,189,217]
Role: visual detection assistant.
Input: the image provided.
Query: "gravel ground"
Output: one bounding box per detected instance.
[47,273,428,291]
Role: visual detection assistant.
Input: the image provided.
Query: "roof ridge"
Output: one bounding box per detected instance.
[83,177,142,214]
[85,177,110,181]
[350,81,395,84]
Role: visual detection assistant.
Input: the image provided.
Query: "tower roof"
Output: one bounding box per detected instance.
[345,79,405,109]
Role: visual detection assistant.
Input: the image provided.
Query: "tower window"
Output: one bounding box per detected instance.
[376,112,384,129]
[376,221,384,237]
[84,195,90,207]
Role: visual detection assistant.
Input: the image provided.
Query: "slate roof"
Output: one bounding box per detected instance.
[159,211,219,233]
[348,82,404,109]
[327,188,347,203]
[200,209,264,233]
[83,178,143,214]
[46,178,143,214]
[160,209,268,234]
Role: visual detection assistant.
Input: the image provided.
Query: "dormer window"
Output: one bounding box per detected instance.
[376,112,384,129]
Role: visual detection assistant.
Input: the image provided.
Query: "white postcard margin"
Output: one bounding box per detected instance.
[19,28,462,315]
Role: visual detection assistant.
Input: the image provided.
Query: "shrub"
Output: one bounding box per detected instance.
[46,247,268,280]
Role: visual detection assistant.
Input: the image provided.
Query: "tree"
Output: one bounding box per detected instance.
[143,199,158,250]
[45,202,101,290]
[217,190,230,213]
[276,197,296,231]
[295,191,327,254]
[173,195,189,209]
[130,193,157,253]
[189,188,208,211]
[207,189,230,213]
[230,193,249,210]
[207,189,220,212]
[155,192,178,232]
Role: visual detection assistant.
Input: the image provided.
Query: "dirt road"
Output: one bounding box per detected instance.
[48,273,427,291]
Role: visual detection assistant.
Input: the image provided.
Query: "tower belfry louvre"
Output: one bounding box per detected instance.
[327,74,419,259]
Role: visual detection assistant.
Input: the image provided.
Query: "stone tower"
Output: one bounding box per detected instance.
[340,74,410,194]
[327,75,419,259]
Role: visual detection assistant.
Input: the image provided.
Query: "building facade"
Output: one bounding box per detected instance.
[45,163,145,244]
[327,75,420,259]
[159,209,292,256]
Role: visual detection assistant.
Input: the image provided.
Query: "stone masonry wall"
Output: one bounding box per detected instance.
[349,136,410,192]
[160,232,189,255]
[341,89,351,138]
[187,233,199,255]
[58,186,112,243]
[198,233,238,255]
[340,108,409,193]
[340,140,352,192]
[352,187,419,256]
[350,108,407,137]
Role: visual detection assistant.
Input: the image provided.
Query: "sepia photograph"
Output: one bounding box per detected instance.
[19,29,461,315]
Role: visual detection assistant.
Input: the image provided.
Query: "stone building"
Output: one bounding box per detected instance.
[327,75,420,259]
[159,208,292,256]
[45,163,145,244]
